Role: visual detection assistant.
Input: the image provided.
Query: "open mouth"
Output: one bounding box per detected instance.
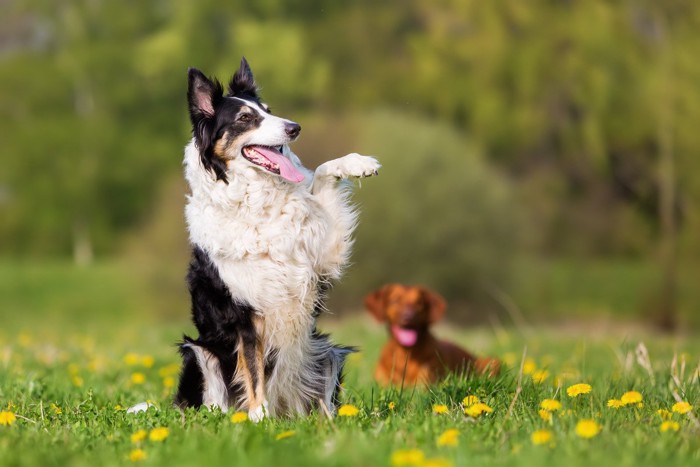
[242,145,305,183]
[391,326,418,347]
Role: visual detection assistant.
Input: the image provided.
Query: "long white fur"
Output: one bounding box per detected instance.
[184,117,379,418]
[183,342,229,411]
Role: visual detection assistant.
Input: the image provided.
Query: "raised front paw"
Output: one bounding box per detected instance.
[320,153,381,179]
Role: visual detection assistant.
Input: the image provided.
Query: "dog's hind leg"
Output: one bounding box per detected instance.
[175,337,229,411]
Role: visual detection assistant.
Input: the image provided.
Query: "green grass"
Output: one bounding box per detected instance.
[1,260,699,466]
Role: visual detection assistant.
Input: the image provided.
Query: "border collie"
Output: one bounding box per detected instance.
[174,58,380,420]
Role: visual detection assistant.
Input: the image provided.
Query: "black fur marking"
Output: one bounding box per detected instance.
[174,246,256,409]
[227,57,259,100]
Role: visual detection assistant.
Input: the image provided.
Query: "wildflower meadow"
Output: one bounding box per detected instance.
[1,306,699,467]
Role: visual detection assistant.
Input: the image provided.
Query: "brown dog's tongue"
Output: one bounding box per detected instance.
[391,326,418,347]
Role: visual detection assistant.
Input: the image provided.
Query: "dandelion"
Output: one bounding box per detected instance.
[567,383,592,398]
[130,430,148,444]
[71,375,84,387]
[672,401,693,414]
[148,427,169,442]
[50,404,62,415]
[532,370,549,384]
[540,399,562,411]
[464,403,493,418]
[660,421,680,432]
[140,355,154,368]
[531,429,553,445]
[462,395,479,407]
[575,419,601,439]
[230,412,248,424]
[538,409,552,422]
[158,363,181,378]
[275,430,296,441]
[130,373,146,385]
[432,404,449,414]
[436,429,459,447]
[607,399,623,409]
[522,358,537,375]
[388,401,396,411]
[128,449,147,462]
[0,411,17,426]
[337,404,360,417]
[162,376,176,388]
[502,352,517,367]
[423,458,453,467]
[390,449,425,466]
[620,391,643,406]
[656,409,673,420]
[124,353,141,366]
[114,405,125,411]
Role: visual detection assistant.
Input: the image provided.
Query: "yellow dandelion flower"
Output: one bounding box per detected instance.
[50,403,62,415]
[158,363,181,378]
[464,402,493,418]
[532,370,549,384]
[130,373,146,385]
[140,356,154,368]
[538,409,552,422]
[230,412,248,424]
[388,401,396,411]
[567,383,592,397]
[436,429,459,447]
[432,404,449,414]
[660,421,680,432]
[124,353,140,366]
[540,399,562,411]
[620,391,643,406]
[128,449,147,462]
[162,376,176,388]
[423,458,453,467]
[502,352,517,367]
[522,358,537,375]
[68,363,80,375]
[656,409,673,420]
[390,449,425,466]
[531,429,553,445]
[337,404,360,417]
[71,375,84,387]
[462,395,479,407]
[0,411,17,426]
[148,427,169,442]
[18,333,32,347]
[672,401,693,414]
[575,419,601,439]
[114,405,125,411]
[130,430,148,444]
[607,399,623,409]
[275,430,296,441]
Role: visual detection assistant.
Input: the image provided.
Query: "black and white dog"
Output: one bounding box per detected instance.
[174,58,379,420]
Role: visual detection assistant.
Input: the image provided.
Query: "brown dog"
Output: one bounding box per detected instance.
[365,284,499,386]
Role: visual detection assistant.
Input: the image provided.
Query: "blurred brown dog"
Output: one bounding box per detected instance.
[365,284,499,386]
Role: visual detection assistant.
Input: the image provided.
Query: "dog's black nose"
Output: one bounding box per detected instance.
[285,122,301,139]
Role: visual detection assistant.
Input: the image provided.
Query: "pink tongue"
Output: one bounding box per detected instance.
[391,326,418,347]
[250,146,305,183]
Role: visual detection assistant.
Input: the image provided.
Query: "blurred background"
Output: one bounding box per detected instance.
[2,0,699,333]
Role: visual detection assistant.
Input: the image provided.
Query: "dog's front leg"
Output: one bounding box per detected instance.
[311,153,380,277]
[237,325,268,422]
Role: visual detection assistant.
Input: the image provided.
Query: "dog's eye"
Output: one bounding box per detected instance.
[238,113,253,123]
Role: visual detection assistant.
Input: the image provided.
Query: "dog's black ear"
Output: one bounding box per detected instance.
[228,57,258,97]
[420,287,446,323]
[187,68,227,182]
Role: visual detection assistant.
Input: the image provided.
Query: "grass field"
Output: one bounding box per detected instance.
[1,261,699,466]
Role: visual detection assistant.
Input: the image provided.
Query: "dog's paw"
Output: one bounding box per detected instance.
[248,400,269,423]
[319,153,380,179]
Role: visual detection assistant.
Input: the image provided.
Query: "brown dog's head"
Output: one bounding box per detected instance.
[364,284,446,348]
